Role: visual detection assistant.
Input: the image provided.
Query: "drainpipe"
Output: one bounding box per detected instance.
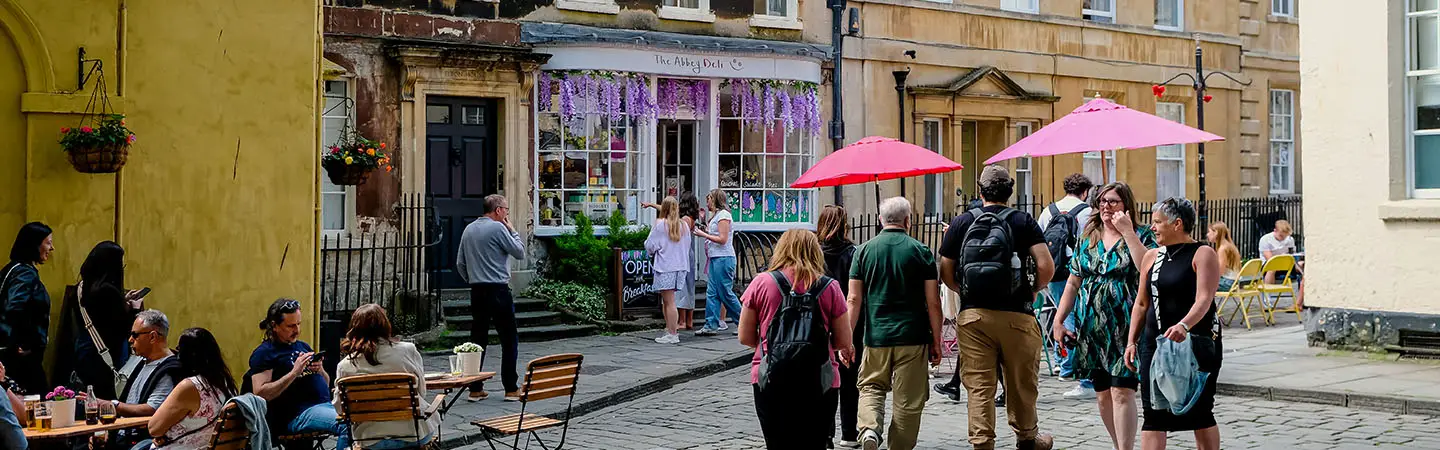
[114,0,128,243]
[828,0,845,206]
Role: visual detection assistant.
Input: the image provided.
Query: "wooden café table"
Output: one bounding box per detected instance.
[425,372,495,416]
[25,417,149,440]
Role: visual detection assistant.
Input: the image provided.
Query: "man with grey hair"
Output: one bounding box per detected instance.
[939,165,1055,450]
[847,196,943,450]
[457,194,525,401]
[94,309,181,449]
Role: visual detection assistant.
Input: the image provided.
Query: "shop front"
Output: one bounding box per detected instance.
[526,25,830,236]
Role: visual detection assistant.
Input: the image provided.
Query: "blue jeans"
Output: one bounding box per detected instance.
[705,257,743,330]
[0,393,25,450]
[366,432,435,450]
[1049,281,1093,390]
[288,403,348,448]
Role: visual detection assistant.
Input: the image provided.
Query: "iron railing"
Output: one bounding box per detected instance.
[848,194,1048,253]
[320,193,443,334]
[1136,195,1303,259]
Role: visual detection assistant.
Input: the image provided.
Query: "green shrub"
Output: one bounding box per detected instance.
[524,278,608,322]
[544,211,651,288]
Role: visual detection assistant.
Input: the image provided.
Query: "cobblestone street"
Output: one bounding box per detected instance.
[471,366,1439,450]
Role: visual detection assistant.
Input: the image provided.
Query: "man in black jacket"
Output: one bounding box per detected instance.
[93,310,182,449]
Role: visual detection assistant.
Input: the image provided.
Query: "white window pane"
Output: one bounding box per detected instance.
[1157,160,1184,200]
[1156,0,1180,27]
[1417,76,1440,131]
[665,0,699,7]
[1416,16,1440,71]
[1415,0,1438,13]
[322,192,346,231]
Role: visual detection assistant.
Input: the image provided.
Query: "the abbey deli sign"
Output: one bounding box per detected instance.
[539,47,824,84]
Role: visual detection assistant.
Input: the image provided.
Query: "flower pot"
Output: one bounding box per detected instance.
[66,143,129,174]
[323,160,373,186]
[457,351,484,376]
[49,399,75,428]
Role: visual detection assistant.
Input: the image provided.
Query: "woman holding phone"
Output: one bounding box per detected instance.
[68,241,148,400]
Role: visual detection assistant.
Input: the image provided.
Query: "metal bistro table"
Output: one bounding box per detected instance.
[425,372,495,416]
[26,417,149,440]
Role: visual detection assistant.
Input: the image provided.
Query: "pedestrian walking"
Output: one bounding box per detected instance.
[1036,173,1097,400]
[456,194,525,401]
[739,229,853,450]
[693,189,742,336]
[1,222,53,394]
[817,205,863,448]
[1052,182,1157,450]
[847,197,942,450]
[1127,198,1223,450]
[646,196,693,344]
[938,165,1055,450]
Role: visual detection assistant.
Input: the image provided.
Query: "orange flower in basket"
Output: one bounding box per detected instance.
[379,143,387,149]
[367,149,376,156]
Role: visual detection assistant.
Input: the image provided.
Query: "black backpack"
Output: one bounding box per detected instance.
[1043,203,1089,282]
[756,271,835,395]
[958,208,1025,301]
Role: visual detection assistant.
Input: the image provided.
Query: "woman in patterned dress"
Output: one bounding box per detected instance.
[1052,182,1157,450]
[148,328,237,449]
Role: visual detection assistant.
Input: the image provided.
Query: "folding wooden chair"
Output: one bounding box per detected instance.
[472,353,584,450]
[208,402,250,450]
[336,373,446,450]
[1258,254,1301,323]
[1216,259,1266,329]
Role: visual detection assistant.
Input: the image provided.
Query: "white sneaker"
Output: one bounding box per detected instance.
[837,440,860,449]
[1063,385,1097,400]
[860,430,881,450]
[718,321,730,331]
[694,327,717,336]
[654,333,680,344]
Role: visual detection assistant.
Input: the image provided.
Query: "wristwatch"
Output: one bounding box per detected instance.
[112,400,120,408]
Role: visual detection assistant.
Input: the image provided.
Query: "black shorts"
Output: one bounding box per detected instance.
[1089,369,1139,392]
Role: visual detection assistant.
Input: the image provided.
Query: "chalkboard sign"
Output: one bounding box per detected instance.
[612,248,658,317]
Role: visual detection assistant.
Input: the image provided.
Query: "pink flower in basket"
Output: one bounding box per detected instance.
[79,126,93,133]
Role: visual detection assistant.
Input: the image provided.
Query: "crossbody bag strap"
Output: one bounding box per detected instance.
[75,282,117,371]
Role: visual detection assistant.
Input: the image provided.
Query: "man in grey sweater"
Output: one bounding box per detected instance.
[457,194,525,401]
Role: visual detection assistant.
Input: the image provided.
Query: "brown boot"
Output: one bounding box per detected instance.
[1017,432,1053,450]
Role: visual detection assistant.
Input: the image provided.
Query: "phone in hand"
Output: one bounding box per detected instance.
[135,287,152,298]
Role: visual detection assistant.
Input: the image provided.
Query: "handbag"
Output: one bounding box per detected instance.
[76,281,130,396]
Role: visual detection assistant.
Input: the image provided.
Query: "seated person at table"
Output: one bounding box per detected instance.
[334,305,436,449]
[148,328,237,449]
[99,310,182,449]
[0,364,28,450]
[1259,220,1302,284]
[244,299,343,443]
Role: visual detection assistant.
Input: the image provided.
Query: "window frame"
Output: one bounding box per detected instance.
[1408,1,1440,198]
[554,0,621,14]
[532,76,648,233]
[750,0,802,29]
[321,78,357,238]
[1271,0,1294,17]
[1013,122,1034,203]
[659,0,716,22]
[922,118,945,215]
[1000,0,1039,14]
[717,80,818,228]
[1154,0,1185,32]
[1083,0,1116,24]
[1268,89,1295,195]
[1155,102,1187,200]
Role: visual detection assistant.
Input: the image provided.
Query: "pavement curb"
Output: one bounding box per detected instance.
[436,349,754,449]
[1218,382,1440,416]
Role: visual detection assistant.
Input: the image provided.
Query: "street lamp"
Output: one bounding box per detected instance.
[893,68,910,198]
[1151,36,1250,226]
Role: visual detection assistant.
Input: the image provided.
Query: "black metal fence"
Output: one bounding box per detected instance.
[1136,195,1303,260]
[319,193,443,334]
[848,194,1047,253]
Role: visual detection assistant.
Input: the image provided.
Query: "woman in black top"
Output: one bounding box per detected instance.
[1,222,54,394]
[69,242,145,400]
[1126,198,1222,450]
[817,205,861,448]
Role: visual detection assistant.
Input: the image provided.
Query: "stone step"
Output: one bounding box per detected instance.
[443,311,564,330]
[441,297,548,316]
[438,324,600,344]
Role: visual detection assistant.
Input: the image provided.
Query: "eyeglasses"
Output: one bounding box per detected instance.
[1097,199,1124,206]
[129,330,155,339]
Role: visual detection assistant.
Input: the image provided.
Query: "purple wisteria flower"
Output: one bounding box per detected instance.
[559,74,576,122]
[778,88,794,134]
[537,72,552,112]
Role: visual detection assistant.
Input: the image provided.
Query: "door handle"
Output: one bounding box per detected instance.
[449,146,463,167]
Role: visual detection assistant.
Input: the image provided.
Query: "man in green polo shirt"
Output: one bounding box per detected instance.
[847,196,942,450]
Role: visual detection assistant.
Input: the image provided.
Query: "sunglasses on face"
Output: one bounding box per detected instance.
[129,330,155,339]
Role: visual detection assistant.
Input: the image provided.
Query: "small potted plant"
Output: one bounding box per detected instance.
[321,132,391,186]
[59,114,136,174]
[453,342,484,376]
[44,386,76,428]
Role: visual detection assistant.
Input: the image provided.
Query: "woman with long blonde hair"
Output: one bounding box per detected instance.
[693,189,742,336]
[738,229,854,449]
[645,196,693,344]
[1206,221,1242,292]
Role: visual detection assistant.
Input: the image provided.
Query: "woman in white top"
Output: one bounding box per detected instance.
[149,328,237,450]
[693,189,742,336]
[646,196,693,344]
[334,304,436,449]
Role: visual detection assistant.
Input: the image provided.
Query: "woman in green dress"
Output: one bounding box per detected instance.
[1052,182,1156,450]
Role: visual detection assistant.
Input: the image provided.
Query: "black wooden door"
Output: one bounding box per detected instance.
[426,97,498,289]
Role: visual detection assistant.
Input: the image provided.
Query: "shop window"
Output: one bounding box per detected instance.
[717,80,818,225]
[321,79,354,236]
[1156,102,1187,200]
[534,72,645,228]
[922,119,945,215]
[1083,0,1115,23]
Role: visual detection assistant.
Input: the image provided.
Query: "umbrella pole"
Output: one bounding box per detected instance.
[874,177,881,215]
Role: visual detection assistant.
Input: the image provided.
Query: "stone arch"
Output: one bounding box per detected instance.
[0,0,55,92]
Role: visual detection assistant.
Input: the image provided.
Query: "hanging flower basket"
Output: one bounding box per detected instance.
[59,114,136,174]
[321,131,391,186]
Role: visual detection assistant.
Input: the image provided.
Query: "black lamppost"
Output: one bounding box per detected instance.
[1151,36,1250,226]
[893,68,910,198]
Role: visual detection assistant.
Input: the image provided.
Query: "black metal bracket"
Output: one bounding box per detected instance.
[77,47,104,91]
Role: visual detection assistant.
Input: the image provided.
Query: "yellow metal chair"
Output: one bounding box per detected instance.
[1258,255,1300,324]
[1216,259,1266,329]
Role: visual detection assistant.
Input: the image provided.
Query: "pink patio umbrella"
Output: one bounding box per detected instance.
[791,135,964,210]
[985,98,1225,182]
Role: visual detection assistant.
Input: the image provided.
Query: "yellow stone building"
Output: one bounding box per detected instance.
[828,0,1300,213]
[0,1,322,368]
